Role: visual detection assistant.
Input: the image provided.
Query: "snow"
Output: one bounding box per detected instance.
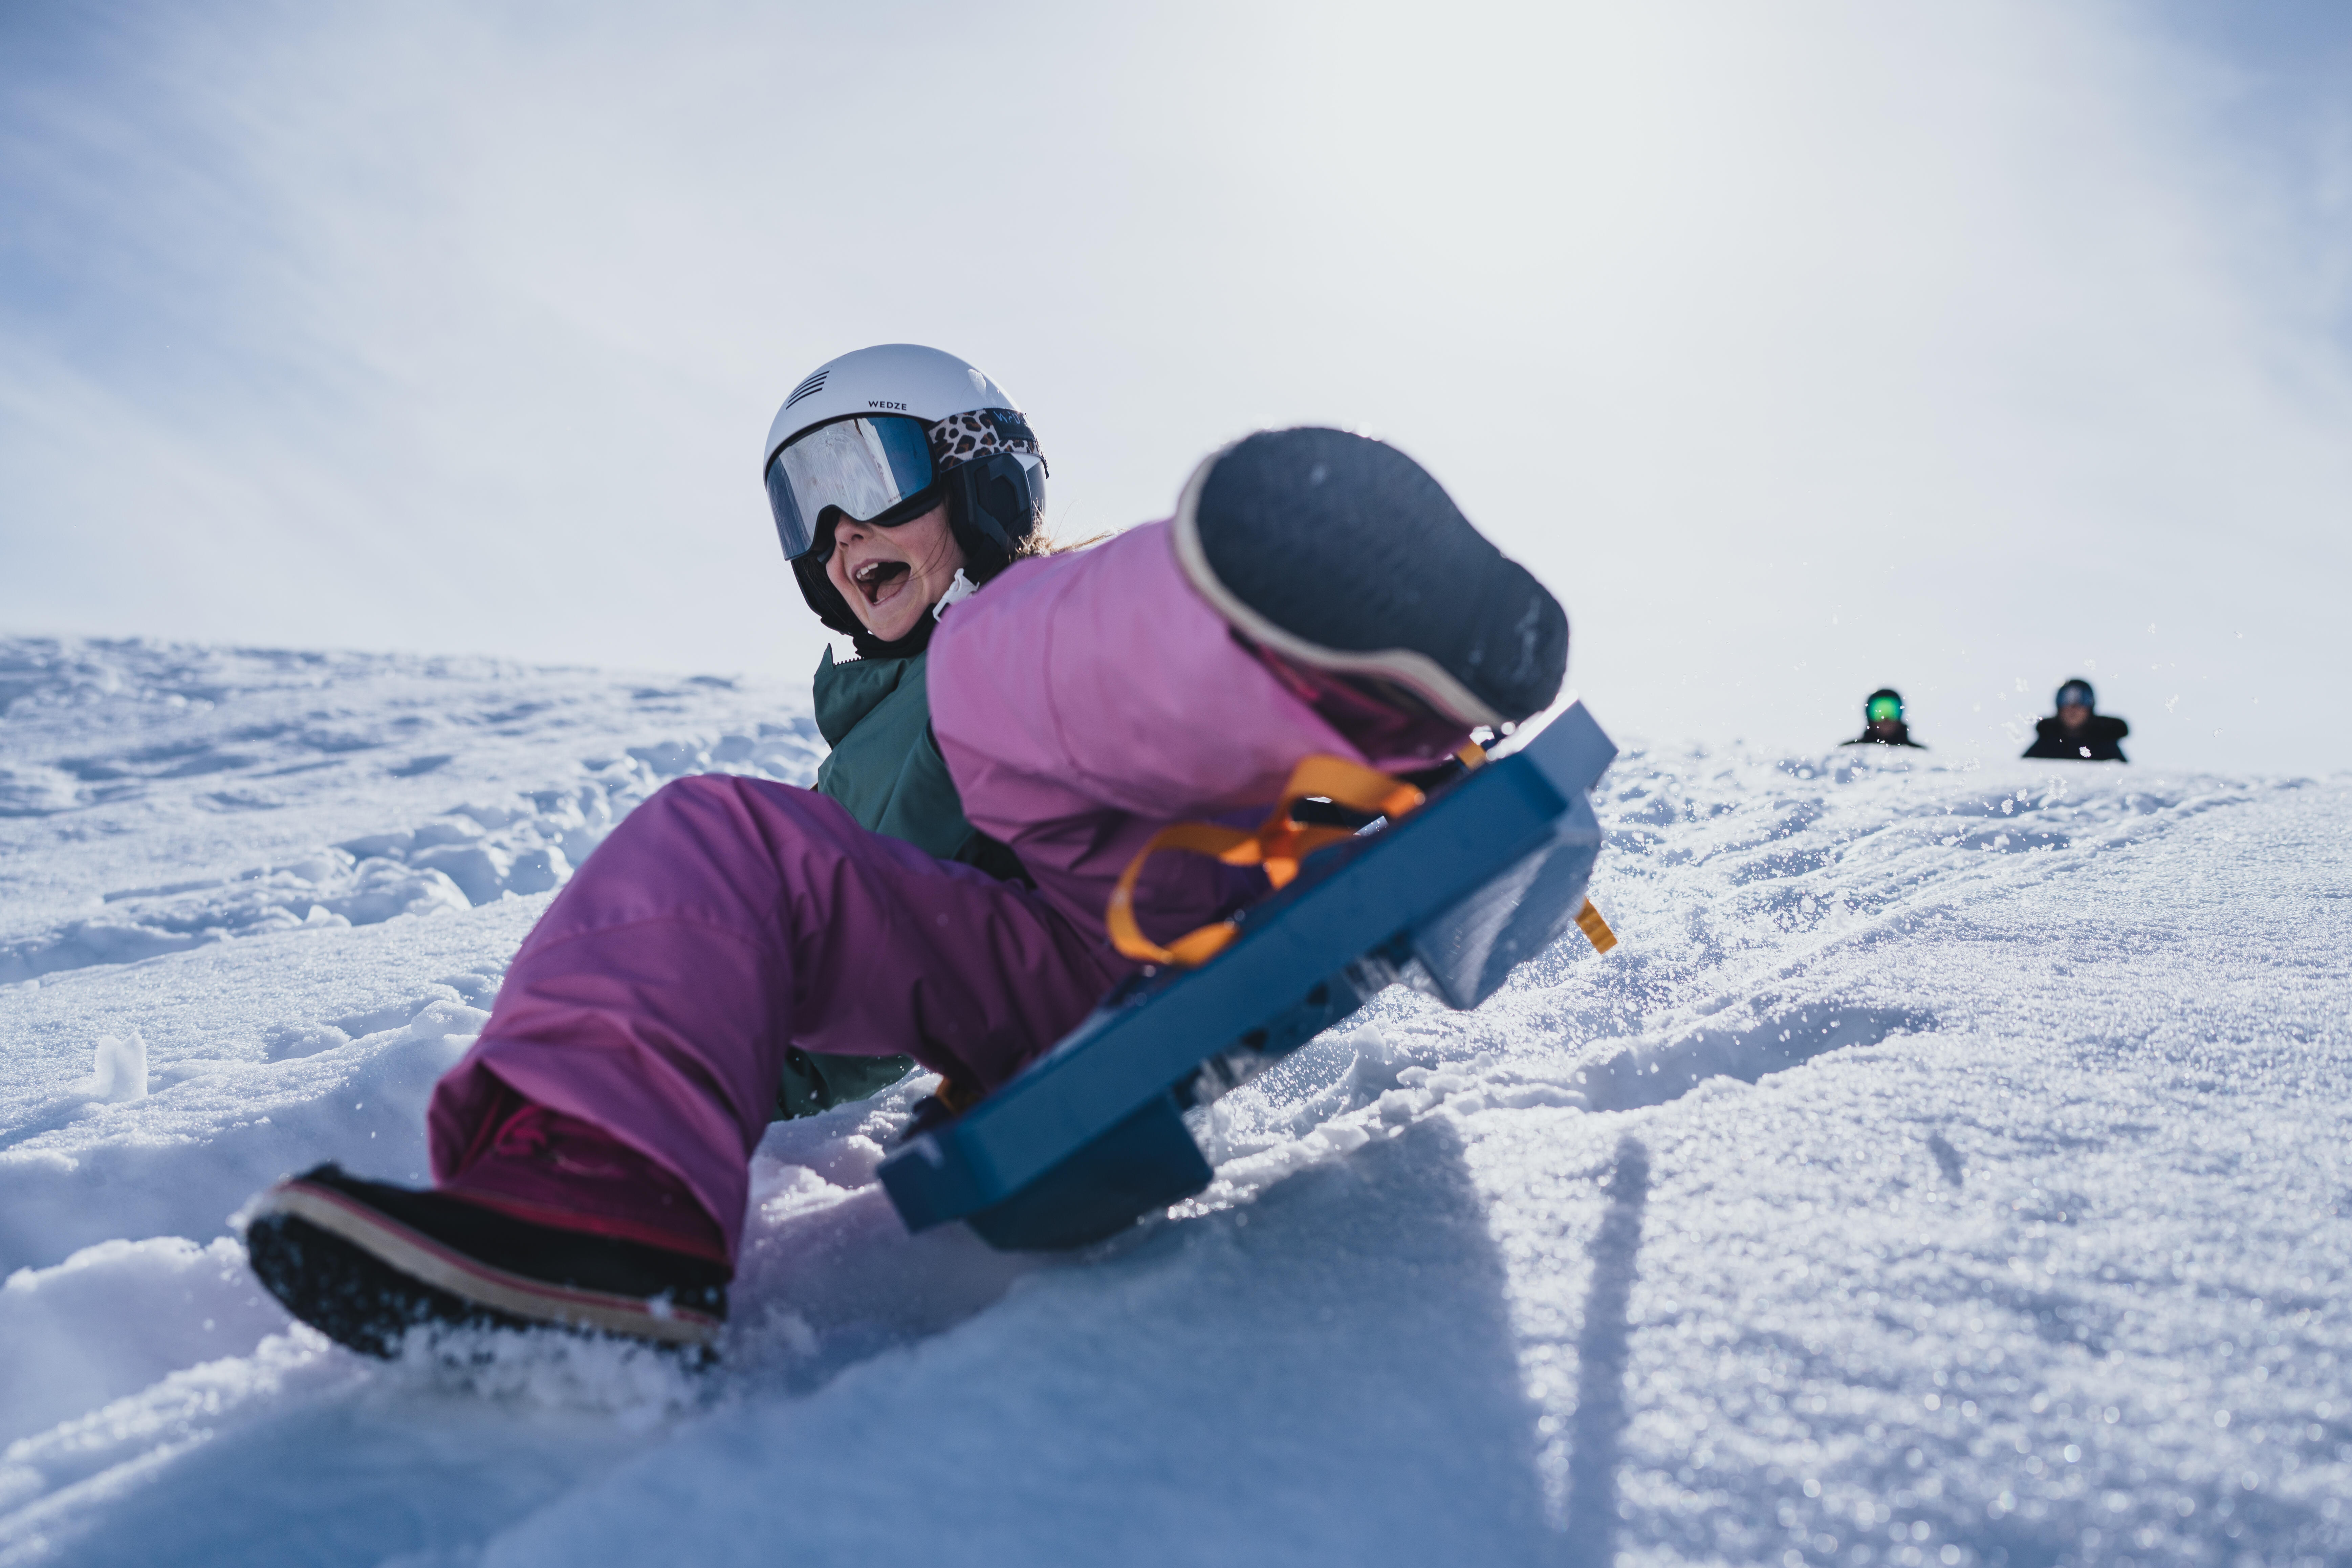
[1,632,2347,1567]
[85,1033,143,1104]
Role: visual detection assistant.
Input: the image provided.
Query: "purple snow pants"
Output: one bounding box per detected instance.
[428,522,1465,1258]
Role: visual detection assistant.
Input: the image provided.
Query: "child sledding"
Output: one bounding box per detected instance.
[245,344,1581,1356]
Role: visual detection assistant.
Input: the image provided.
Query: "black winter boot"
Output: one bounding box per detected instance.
[1173,427,1568,731]
[245,1164,729,1359]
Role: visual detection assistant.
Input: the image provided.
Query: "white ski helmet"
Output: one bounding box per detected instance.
[762,344,1047,641]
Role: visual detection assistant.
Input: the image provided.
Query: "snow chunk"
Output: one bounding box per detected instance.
[90,1030,147,1102]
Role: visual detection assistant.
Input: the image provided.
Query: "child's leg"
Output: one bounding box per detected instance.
[929,520,1472,941]
[428,774,1121,1259]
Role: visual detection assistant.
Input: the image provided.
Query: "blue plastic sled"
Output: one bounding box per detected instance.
[878,700,1618,1251]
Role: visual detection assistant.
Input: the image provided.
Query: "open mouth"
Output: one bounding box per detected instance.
[851,558,912,607]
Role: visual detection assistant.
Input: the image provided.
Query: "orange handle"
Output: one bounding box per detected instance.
[1574,900,1617,954]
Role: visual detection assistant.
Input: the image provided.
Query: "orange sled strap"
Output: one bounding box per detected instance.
[1107,748,1617,968]
[1106,755,1424,967]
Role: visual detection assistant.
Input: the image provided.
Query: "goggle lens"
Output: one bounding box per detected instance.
[1867,696,1902,723]
[764,416,937,561]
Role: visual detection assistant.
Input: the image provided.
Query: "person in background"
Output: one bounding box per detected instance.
[1842,688,1924,749]
[2023,678,2128,761]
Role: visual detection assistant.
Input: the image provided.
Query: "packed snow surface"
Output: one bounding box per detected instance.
[0,634,2346,1568]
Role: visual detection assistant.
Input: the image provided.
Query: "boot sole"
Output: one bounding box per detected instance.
[248,1179,719,1357]
[1172,428,1567,729]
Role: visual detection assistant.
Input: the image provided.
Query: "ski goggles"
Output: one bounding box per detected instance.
[764,415,940,562]
[2055,683,2095,710]
[1866,694,1903,723]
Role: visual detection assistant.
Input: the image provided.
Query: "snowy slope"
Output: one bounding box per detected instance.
[1,634,2346,1568]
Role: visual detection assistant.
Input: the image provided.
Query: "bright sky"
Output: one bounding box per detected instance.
[3,1,2348,770]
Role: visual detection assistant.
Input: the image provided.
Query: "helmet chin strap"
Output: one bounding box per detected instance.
[932,569,981,621]
[794,555,966,660]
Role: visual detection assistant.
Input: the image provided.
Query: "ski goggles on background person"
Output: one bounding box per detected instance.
[2055,683,2095,709]
[1866,694,1903,723]
[764,415,941,562]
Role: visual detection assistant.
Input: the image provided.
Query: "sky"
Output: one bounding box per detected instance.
[2,0,2348,771]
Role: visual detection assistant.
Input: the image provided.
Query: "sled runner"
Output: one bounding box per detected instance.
[879,700,1618,1250]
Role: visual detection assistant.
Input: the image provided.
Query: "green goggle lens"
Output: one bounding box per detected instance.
[1867,697,1902,723]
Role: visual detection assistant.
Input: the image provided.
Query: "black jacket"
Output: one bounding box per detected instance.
[1841,722,1924,749]
[2023,714,2128,761]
